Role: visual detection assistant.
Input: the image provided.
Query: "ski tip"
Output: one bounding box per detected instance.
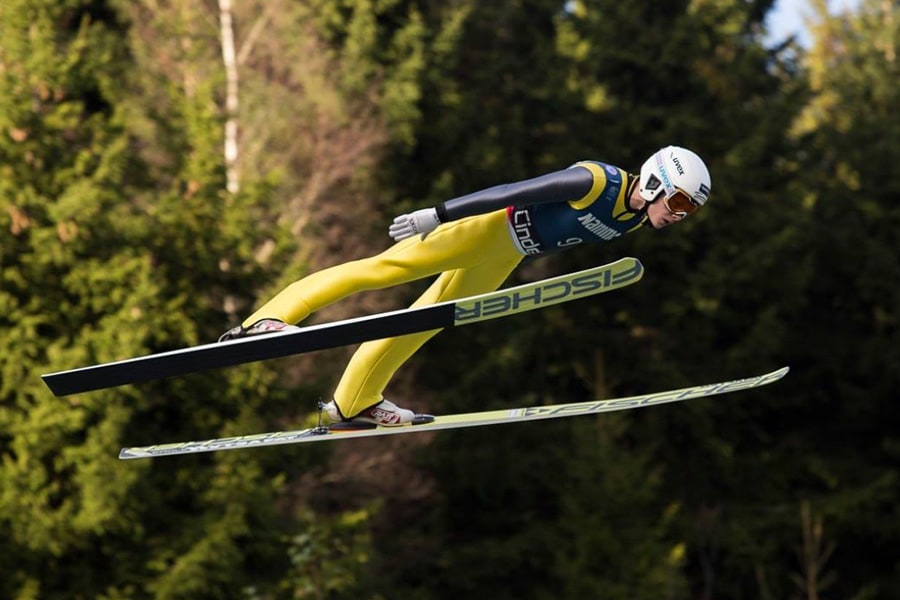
[749,365,790,387]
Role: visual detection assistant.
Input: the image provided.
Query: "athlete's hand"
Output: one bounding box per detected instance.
[389,208,441,242]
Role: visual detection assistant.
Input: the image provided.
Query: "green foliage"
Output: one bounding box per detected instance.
[766,2,900,596]
[270,507,375,599]
[386,0,896,598]
[0,1,339,598]
[1,0,898,598]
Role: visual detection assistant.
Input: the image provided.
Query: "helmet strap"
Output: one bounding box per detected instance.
[625,175,647,214]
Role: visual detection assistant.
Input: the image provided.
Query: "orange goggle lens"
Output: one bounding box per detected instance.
[662,190,699,217]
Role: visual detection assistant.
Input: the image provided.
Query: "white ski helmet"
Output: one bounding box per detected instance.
[638,146,711,216]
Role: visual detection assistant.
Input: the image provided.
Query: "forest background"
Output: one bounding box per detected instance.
[0,0,897,598]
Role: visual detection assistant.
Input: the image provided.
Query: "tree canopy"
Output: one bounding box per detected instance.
[0,0,897,598]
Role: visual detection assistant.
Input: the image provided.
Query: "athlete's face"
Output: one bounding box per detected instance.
[646,199,685,229]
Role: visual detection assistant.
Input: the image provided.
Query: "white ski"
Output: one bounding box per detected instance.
[119,366,789,459]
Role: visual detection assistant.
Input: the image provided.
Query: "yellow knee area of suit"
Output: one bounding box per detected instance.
[334,212,523,416]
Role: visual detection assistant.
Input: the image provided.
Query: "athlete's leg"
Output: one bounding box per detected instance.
[241,211,507,328]
[332,217,523,417]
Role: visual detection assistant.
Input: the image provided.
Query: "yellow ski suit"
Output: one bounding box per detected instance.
[242,161,644,417]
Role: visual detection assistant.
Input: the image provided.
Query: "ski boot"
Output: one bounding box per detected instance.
[321,398,435,430]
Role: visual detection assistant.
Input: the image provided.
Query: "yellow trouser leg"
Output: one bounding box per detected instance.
[242,210,512,328]
[333,219,522,417]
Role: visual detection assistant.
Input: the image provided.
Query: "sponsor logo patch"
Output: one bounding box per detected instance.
[510,208,542,255]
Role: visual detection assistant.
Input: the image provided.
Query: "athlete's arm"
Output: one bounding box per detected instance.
[388,166,596,241]
[437,166,594,221]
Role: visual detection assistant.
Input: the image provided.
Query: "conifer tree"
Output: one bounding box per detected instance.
[2,1,322,596]
[375,0,811,596]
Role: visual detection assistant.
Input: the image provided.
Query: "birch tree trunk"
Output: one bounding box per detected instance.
[219,0,240,193]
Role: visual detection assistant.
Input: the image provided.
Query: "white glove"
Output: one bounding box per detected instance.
[388,207,441,242]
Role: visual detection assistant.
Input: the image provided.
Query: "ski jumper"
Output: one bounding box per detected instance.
[243,161,647,418]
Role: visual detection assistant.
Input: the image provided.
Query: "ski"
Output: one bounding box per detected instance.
[118,366,789,459]
[43,257,643,396]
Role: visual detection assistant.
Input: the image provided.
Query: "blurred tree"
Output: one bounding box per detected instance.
[746,0,900,596]
[370,0,815,597]
[0,0,358,597]
[0,1,165,596]
[2,0,898,597]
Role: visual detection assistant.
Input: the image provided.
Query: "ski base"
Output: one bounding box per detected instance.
[119,366,789,460]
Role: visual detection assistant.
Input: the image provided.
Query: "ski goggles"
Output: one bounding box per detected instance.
[661,189,700,218]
